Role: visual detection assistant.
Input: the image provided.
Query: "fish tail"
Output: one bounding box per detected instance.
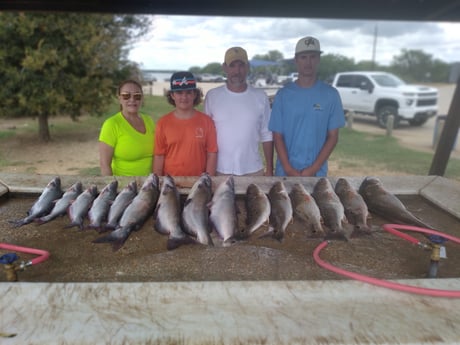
[8,218,30,228]
[167,236,196,251]
[92,227,131,251]
[63,220,85,231]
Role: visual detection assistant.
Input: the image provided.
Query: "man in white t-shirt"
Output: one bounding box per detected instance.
[204,46,273,176]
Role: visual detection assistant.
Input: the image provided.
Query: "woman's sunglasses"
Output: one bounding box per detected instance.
[120,92,143,101]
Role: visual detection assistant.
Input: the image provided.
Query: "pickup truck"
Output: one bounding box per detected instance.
[330,71,438,128]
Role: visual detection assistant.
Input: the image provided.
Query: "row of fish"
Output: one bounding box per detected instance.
[9,174,433,251]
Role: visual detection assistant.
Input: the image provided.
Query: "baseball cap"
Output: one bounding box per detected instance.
[170,71,197,91]
[224,47,249,65]
[295,36,322,55]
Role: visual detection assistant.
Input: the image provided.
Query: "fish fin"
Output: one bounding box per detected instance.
[166,236,196,250]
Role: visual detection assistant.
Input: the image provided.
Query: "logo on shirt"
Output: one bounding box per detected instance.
[195,127,204,138]
[313,103,322,111]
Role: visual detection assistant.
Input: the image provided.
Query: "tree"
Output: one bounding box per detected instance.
[0,12,151,141]
[200,62,224,75]
[252,50,284,62]
[390,49,450,83]
[318,54,355,81]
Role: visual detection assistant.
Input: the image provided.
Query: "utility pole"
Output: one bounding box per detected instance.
[371,23,378,70]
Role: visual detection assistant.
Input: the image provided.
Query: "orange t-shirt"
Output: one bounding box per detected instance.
[154,111,218,176]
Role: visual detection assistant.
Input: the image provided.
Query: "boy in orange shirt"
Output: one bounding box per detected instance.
[154,71,218,176]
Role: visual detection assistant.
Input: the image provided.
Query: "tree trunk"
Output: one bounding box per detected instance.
[38,113,51,142]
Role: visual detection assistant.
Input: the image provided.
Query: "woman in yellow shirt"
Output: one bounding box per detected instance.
[99,80,155,176]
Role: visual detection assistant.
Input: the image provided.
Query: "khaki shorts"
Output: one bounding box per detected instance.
[216,169,265,177]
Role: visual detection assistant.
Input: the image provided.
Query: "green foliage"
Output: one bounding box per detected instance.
[318,54,356,80]
[252,50,284,62]
[0,12,151,140]
[200,62,224,75]
[390,49,450,83]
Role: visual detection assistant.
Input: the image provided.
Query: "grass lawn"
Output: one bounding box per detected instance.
[332,128,460,180]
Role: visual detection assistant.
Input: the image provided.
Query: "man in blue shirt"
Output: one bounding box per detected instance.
[269,36,345,177]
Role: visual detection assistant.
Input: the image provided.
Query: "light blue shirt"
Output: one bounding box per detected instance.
[269,80,345,176]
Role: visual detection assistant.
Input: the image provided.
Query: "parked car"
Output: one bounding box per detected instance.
[196,73,225,82]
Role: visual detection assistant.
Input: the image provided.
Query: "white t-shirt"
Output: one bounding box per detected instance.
[204,84,272,175]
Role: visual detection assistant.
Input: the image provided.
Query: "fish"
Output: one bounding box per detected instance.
[243,183,271,237]
[209,176,239,246]
[289,182,325,238]
[65,184,98,230]
[359,176,434,229]
[87,180,118,231]
[312,177,348,241]
[182,173,214,246]
[264,180,293,242]
[104,180,138,231]
[93,173,160,251]
[154,175,196,250]
[335,177,372,237]
[9,176,63,227]
[35,181,83,225]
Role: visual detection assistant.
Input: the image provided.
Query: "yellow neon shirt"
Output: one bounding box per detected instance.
[99,112,155,176]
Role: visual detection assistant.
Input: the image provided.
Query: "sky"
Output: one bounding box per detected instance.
[128,15,460,71]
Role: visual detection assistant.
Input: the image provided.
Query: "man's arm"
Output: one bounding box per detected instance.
[273,132,301,176]
[300,128,339,176]
[262,141,274,176]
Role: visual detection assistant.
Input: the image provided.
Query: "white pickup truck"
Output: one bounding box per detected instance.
[331,71,438,128]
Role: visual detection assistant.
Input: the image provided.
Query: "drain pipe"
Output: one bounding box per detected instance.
[0,243,50,281]
[313,224,460,298]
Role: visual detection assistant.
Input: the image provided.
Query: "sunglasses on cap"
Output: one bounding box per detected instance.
[120,92,143,101]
